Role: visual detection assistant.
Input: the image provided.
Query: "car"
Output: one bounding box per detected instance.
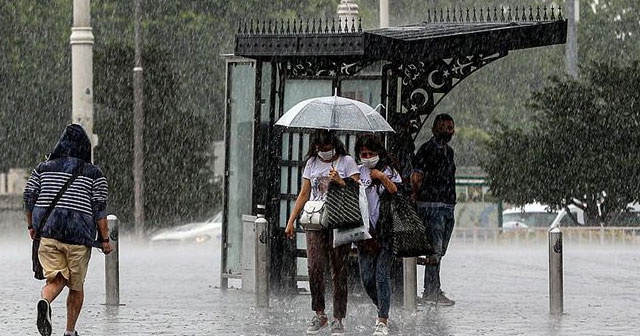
[150,211,222,245]
[502,203,584,231]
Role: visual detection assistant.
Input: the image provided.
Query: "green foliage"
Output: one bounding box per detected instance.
[94,44,221,230]
[482,61,640,224]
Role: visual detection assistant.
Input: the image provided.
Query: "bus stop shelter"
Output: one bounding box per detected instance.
[222,6,567,293]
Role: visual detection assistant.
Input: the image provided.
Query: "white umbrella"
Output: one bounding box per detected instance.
[275,95,395,133]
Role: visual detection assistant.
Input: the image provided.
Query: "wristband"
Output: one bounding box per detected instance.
[101,238,110,243]
[28,225,33,230]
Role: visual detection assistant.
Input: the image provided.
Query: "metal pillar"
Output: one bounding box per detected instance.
[70,0,96,157]
[566,0,579,78]
[549,228,564,315]
[133,0,145,238]
[105,215,120,306]
[379,0,389,28]
[255,214,270,307]
[403,257,417,311]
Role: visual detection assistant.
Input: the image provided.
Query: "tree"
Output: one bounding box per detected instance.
[94,44,220,230]
[482,61,640,225]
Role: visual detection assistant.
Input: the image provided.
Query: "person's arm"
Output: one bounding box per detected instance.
[23,167,40,240]
[91,170,112,253]
[285,178,311,239]
[96,217,113,254]
[26,211,36,239]
[410,142,430,201]
[371,169,397,194]
[410,170,423,201]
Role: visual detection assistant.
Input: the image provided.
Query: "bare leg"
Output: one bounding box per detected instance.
[41,272,66,303]
[66,288,84,332]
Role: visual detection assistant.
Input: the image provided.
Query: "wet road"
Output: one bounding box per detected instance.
[2,233,639,335]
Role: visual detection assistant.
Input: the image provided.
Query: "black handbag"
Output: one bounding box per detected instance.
[382,193,434,257]
[323,178,363,229]
[32,163,84,280]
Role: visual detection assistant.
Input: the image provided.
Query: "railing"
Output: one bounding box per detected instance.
[453,227,640,245]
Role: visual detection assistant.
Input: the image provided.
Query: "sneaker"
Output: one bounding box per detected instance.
[373,321,389,335]
[63,332,79,336]
[36,299,52,336]
[330,320,345,335]
[422,291,455,306]
[306,314,328,335]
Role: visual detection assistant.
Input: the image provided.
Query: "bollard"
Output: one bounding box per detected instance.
[241,214,257,292]
[549,228,563,315]
[403,257,417,311]
[255,214,270,307]
[105,214,120,306]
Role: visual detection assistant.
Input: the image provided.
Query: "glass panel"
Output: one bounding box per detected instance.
[282,79,333,113]
[225,61,255,276]
[341,79,382,108]
[260,63,272,121]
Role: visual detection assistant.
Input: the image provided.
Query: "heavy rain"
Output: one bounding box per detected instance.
[1,0,640,335]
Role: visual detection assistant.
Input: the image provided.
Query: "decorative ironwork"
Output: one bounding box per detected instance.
[287,58,373,78]
[391,52,507,139]
[238,17,363,35]
[237,6,562,36]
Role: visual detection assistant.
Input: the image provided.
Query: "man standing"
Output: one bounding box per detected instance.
[410,114,456,306]
[24,124,113,336]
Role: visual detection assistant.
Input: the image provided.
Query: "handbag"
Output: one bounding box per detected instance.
[32,162,84,280]
[323,178,363,230]
[299,200,327,230]
[382,193,434,257]
[332,224,372,247]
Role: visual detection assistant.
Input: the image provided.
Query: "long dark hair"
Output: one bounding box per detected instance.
[305,130,348,161]
[354,134,400,173]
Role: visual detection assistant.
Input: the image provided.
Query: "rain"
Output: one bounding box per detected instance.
[2,0,640,335]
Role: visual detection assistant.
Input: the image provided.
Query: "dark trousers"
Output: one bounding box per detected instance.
[416,205,455,296]
[358,240,393,318]
[306,230,351,319]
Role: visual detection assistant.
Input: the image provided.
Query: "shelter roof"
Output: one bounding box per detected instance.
[235,6,567,63]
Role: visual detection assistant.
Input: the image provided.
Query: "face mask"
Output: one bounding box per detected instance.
[361,155,380,169]
[317,149,334,161]
[437,133,453,144]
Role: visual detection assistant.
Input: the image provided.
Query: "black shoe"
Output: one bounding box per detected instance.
[37,299,52,336]
[422,291,455,306]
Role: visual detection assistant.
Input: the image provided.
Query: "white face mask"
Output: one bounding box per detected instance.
[360,155,379,169]
[317,149,334,161]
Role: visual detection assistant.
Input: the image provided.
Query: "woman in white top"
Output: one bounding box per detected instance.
[285,130,360,335]
[354,134,401,336]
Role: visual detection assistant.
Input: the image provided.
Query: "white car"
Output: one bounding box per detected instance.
[502,203,584,231]
[150,212,222,245]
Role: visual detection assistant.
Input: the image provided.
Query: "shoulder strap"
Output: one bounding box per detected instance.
[36,162,85,234]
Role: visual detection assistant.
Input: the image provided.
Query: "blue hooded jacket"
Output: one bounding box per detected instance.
[24,124,109,247]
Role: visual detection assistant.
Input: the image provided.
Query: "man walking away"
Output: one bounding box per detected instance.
[24,124,113,336]
[410,114,456,306]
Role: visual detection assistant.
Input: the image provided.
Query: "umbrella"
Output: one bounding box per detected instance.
[275,95,395,133]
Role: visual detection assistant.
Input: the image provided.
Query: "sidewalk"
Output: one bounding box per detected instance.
[2,233,639,336]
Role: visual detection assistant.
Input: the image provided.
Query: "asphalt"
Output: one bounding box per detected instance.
[2,232,639,336]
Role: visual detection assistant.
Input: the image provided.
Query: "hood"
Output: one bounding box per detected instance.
[49,124,92,163]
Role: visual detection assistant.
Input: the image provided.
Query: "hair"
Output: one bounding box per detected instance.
[432,113,454,130]
[305,130,348,160]
[354,134,400,172]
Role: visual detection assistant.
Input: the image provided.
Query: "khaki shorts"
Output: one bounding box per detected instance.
[38,238,92,291]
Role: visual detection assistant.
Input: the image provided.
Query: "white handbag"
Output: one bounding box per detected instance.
[299,200,327,230]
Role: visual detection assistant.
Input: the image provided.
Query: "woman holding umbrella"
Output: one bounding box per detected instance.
[285,129,360,335]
